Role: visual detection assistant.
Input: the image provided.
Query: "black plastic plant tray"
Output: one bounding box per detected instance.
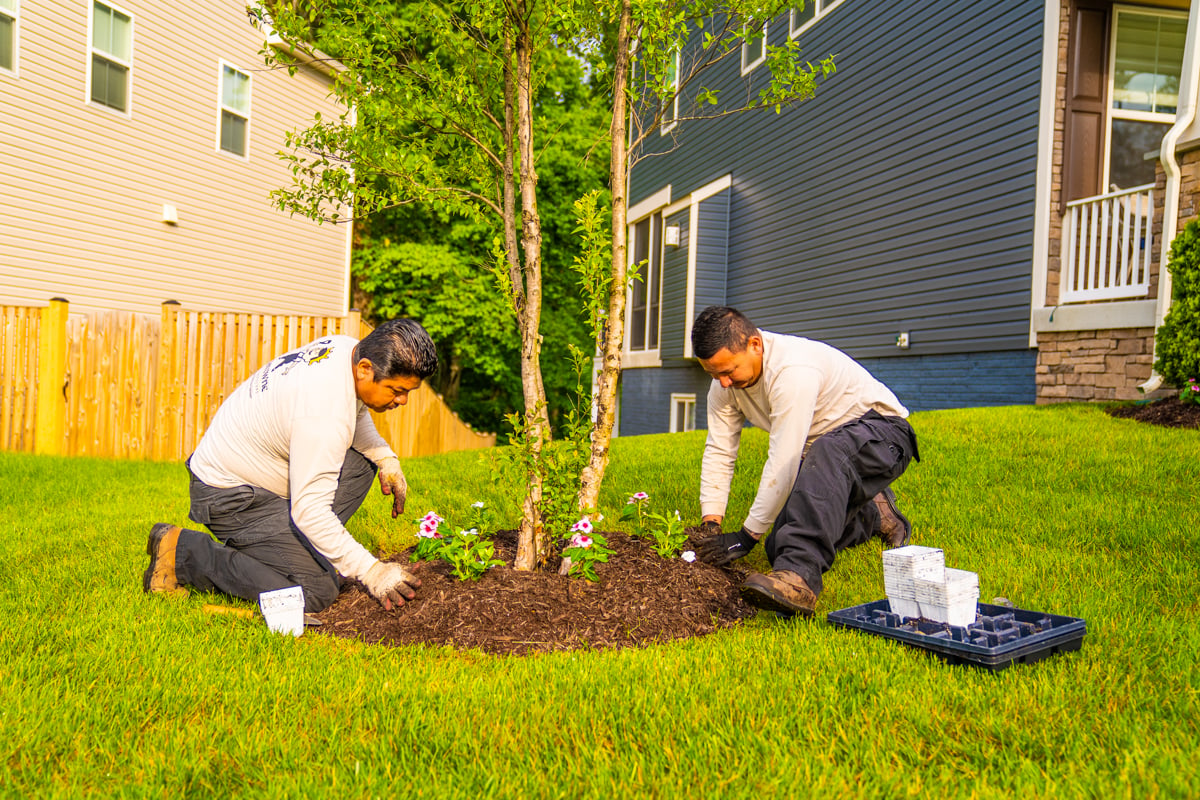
[826,600,1087,671]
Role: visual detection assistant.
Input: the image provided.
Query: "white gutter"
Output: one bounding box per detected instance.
[1140,0,1200,393]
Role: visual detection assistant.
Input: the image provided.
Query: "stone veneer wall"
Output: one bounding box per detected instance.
[1036,328,1157,402]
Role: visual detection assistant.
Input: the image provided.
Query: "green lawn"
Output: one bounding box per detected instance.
[1,404,1196,798]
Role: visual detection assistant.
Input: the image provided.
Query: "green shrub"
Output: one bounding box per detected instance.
[1154,219,1200,386]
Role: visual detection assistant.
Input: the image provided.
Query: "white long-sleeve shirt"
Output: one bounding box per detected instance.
[700,330,907,535]
[189,335,397,581]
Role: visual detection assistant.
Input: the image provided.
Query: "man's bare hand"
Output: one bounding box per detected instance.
[362,561,421,611]
[377,457,407,518]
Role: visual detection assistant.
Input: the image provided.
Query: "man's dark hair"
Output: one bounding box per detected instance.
[355,319,438,380]
[691,306,759,360]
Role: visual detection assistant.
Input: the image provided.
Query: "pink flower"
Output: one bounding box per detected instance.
[422,512,444,525]
[571,534,593,549]
[627,491,649,503]
[570,518,593,535]
[418,520,438,537]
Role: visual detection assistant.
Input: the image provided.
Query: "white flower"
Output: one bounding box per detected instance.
[681,551,696,563]
[471,501,485,509]
[674,510,681,520]
[463,528,479,536]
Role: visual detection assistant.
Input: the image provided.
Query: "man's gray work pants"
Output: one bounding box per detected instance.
[763,410,919,596]
[173,449,376,613]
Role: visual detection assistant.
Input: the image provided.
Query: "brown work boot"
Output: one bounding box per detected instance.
[143,523,187,596]
[873,488,911,548]
[739,570,818,617]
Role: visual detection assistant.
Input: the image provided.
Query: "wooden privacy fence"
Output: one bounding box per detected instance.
[0,299,494,461]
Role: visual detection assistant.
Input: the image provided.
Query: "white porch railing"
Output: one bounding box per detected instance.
[1061,184,1154,302]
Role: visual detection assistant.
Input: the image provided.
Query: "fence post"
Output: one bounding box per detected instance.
[345,308,362,338]
[34,298,69,455]
[153,300,180,461]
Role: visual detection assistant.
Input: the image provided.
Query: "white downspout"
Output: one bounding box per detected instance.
[1139,0,1200,393]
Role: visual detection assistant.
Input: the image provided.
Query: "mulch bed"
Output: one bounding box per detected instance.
[313,528,757,655]
[1105,396,1200,429]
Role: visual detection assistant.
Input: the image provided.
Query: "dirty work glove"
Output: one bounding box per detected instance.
[377,457,408,518]
[362,561,421,611]
[695,526,759,566]
[698,519,723,538]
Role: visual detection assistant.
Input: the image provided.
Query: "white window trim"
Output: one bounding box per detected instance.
[1103,5,1188,188]
[789,1,848,39]
[0,0,20,77]
[741,21,767,74]
[85,0,134,117]
[660,50,680,135]
[216,59,252,160]
[624,207,665,367]
[669,393,696,433]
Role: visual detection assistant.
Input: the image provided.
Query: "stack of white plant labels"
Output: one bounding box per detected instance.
[882,545,979,626]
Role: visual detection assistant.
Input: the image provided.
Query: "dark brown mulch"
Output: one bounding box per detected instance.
[313,528,756,655]
[1105,396,1200,429]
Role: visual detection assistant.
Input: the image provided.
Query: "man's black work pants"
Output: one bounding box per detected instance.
[172,449,376,613]
[763,410,919,596]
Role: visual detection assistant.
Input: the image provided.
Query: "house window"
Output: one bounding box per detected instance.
[218,62,252,157]
[741,21,767,74]
[1107,8,1186,188]
[89,1,133,113]
[789,1,845,37]
[660,49,680,133]
[670,393,696,433]
[0,0,18,74]
[629,211,663,351]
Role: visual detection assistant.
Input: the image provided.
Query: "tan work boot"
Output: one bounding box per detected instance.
[739,570,818,617]
[873,488,911,548]
[143,523,188,596]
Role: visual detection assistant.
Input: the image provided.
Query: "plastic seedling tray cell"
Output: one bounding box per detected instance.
[826,600,1087,671]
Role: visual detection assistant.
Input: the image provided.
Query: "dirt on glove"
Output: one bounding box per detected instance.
[313,527,756,655]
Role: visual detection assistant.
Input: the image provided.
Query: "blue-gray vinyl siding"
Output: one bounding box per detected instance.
[660,209,690,359]
[694,190,729,316]
[619,366,713,437]
[621,0,1045,433]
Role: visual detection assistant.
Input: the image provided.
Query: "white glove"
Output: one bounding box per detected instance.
[362,561,420,610]
[377,457,407,519]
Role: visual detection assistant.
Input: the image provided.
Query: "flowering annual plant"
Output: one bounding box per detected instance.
[409,508,505,579]
[412,512,446,561]
[561,516,613,582]
[439,526,504,581]
[1181,377,1200,407]
[620,492,689,557]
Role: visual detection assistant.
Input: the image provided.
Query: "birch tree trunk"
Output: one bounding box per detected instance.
[513,9,550,570]
[576,0,632,512]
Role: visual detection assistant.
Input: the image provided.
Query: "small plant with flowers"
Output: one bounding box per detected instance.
[560,517,613,582]
[1180,377,1200,406]
[409,507,505,580]
[620,491,691,557]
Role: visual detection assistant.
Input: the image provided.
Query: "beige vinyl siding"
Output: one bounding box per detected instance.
[0,1,349,317]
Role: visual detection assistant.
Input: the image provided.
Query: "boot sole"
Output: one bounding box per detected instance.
[739,582,815,618]
[880,490,912,548]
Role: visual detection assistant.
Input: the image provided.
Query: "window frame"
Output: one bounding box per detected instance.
[216,59,253,160]
[788,0,848,39]
[86,0,134,116]
[660,49,680,135]
[0,0,19,77]
[626,209,664,357]
[740,20,767,75]
[1103,5,1188,188]
[669,393,696,433]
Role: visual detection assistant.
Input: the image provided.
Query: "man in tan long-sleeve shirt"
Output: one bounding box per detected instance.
[692,306,920,617]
